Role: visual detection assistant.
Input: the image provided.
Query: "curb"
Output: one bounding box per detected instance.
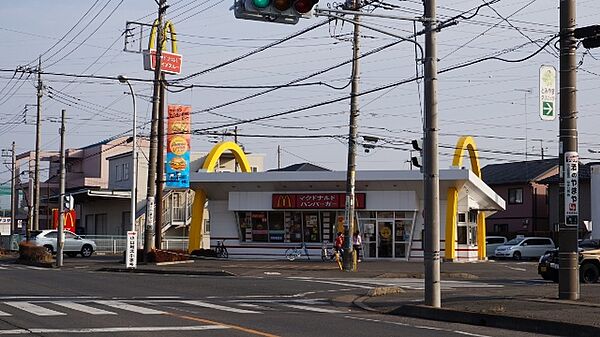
[390,304,600,337]
[96,267,235,277]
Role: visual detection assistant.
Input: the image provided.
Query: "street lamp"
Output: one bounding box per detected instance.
[118,75,137,234]
[515,88,532,162]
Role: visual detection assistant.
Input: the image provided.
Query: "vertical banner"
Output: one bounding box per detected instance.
[539,65,557,121]
[126,231,137,269]
[166,105,191,188]
[565,151,579,227]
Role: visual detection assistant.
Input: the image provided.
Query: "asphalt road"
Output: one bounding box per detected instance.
[0,256,556,337]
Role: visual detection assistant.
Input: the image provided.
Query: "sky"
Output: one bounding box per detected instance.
[2,0,600,204]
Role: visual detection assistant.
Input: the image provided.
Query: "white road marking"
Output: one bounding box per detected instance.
[0,325,229,335]
[53,301,117,315]
[289,278,373,289]
[236,303,275,310]
[94,301,165,315]
[0,310,11,316]
[0,267,7,270]
[506,267,527,271]
[4,302,66,316]
[181,300,261,314]
[346,316,492,337]
[283,304,343,313]
[291,276,503,290]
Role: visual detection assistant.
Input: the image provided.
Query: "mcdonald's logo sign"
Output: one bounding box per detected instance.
[143,19,182,75]
[272,194,296,209]
[52,209,77,233]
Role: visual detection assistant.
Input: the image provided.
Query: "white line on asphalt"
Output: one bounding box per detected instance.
[94,301,165,315]
[52,301,117,315]
[180,300,261,314]
[289,278,373,289]
[0,310,10,316]
[4,302,66,316]
[345,315,492,337]
[0,296,95,300]
[0,267,7,270]
[282,304,343,313]
[236,303,275,310]
[506,267,527,271]
[0,325,229,335]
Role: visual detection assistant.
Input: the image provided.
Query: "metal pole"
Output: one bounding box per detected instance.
[10,142,16,235]
[33,56,42,231]
[144,0,167,257]
[155,73,166,250]
[57,109,66,267]
[423,0,441,308]
[118,76,137,234]
[558,0,579,300]
[342,0,361,272]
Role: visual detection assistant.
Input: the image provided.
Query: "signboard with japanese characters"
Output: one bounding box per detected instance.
[272,193,366,209]
[565,151,579,227]
[166,105,191,188]
[539,65,557,121]
[126,231,138,269]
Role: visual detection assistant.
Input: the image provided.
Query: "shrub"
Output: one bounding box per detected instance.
[17,242,53,264]
[190,248,218,258]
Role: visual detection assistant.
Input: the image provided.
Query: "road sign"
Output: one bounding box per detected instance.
[539,65,557,121]
[126,231,137,269]
[565,151,579,227]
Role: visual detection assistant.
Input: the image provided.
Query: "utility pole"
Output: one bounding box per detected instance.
[33,56,42,231]
[277,145,281,169]
[155,73,166,250]
[10,142,16,235]
[57,109,66,267]
[558,0,579,300]
[423,0,441,308]
[144,0,167,256]
[342,0,360,272]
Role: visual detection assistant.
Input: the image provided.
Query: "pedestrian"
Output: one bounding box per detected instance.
[334,232,344,254]
[353,230,362,262]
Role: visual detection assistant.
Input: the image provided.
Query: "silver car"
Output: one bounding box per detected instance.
[494,236,555,260]
[31,230,97,257]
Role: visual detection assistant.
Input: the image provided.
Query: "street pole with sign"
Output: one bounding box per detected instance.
[539,65,557,121]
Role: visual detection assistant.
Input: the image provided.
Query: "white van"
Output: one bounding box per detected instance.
[486,236,507,257]
[494,237,555,260]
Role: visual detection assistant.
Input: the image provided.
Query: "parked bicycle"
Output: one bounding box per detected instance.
[285,242,310,261]
[321,241,336,261]
[215,240,228,258]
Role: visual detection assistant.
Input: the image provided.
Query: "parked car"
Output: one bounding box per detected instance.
[494,236,555,260]
[538,240,600,283]
[30,230,97,257]
[486,236,507,257]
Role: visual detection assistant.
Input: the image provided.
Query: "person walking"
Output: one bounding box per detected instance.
[352,230,362,262]
[334,232,344,254]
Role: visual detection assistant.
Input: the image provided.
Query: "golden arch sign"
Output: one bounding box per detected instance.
[188,141,251,252]
[444,136,486,260]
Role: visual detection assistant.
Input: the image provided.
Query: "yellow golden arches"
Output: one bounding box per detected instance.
[188,141,251,252]
[148,19,178,53]
[444,136,487,260]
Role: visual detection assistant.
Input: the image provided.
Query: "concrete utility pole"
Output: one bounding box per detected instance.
[10,142,16,235]
[342,0,361,272]
[57,109,66,267]
[423,0,441,308]
[144,0,167,256]
[33,56,42,231]
[558,0,579,300]
[155,73,166,250]
[277,145,281,169]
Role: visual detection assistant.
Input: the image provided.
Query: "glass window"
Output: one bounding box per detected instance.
[237,212,252,242]
[286,212,303,242]
[45,231,58,239]
[269,212,285,242]
[378,211,394,219]
[115,165,121,181]
[123,163,129,181]
[303,212,320,242]
[469,210,478,223]
[250,212,268,242]
[320,211,336,243]
[493,224,508,233]
[457,226,467,244]
[508,188,523,204]
[357,211,376,219]
[458,213,466,223]
[65,232,76,239]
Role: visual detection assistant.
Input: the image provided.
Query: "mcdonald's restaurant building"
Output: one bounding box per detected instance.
[189,167,505,261]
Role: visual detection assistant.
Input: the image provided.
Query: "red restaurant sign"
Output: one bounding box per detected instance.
[143,49,183,75]
[272,193,366,209]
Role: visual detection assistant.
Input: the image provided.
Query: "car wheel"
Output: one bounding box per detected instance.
[580,263,600,284]
[43,245,54,254]
[513,251,522,260]
[80,245,93,258]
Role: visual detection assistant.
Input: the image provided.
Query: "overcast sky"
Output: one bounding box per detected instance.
[1,0,600,205]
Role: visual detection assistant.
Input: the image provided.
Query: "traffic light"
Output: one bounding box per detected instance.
[411,139,423,169]
[63,195,74,211]
[233,0,319,25]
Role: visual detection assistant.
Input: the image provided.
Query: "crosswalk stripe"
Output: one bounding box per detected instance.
[0,310,10,316]
[4,302,66,316]
[53,301,117,315]
[181,300,261,314]
[0,325,229,335]
[282,304,343,313]
[94,301,165,315]
[0,267,7,270]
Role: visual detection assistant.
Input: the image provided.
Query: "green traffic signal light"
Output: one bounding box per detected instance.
[253,0,270,8]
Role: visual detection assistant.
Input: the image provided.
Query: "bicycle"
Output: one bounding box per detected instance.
[215,240,229,258]
[285,242,310,261]
[320,241,336,261]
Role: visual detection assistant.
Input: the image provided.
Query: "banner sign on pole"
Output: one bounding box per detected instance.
[166,105,191,188]
[565,151,579,227]
[126,231,137,269]
[539,65,557,121]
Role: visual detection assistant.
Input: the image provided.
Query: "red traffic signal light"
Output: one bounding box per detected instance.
[273,0,292,11]
[293,0,318,14]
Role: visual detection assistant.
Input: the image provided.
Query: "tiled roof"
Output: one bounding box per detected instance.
[481,159,558,185]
